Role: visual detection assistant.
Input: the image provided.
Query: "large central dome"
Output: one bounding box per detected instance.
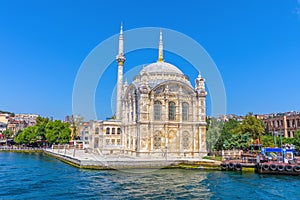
[142,61,183,75]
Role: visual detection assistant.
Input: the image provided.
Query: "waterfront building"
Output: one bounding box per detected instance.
[87,25,207,158]
[262,111,300,138]
[79,122,91,148]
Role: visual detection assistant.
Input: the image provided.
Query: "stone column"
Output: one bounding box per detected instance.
[284,116,288,138]
[129,96,132,122]
[133,95,136,122]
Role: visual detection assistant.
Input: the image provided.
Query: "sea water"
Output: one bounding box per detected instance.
[0,152,300,200]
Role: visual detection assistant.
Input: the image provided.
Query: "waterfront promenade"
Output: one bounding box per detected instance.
[44,147,221,170]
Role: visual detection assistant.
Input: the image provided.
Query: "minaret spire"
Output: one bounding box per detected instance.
[118,23,124,56]
[158,29,164,62]
[116,23,126,120]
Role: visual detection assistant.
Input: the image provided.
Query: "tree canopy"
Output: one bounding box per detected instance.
[206,118,223,153]
[45,120,71,145]
[237,115,264,140]
[209,116,265,151]
[2,129,14,139]
[207,114,300,151]
[14,117,71,147]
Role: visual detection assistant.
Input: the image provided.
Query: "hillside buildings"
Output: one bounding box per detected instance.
[211,112,300,139]
[0,113,38,139]
[262,111,300,138]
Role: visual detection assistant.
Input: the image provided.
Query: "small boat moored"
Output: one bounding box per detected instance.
[256,147,300,175]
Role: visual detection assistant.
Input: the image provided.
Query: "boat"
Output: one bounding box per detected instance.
[256,147,300,175]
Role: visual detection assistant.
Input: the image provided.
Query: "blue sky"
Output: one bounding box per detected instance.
[1,0,300,120]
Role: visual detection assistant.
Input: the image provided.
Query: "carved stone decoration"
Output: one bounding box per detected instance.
[182,131,190,150]
[153,132,162,150]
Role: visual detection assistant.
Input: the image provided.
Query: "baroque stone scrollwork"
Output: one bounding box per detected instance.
[153,132,162,150]
[182,131,190,150]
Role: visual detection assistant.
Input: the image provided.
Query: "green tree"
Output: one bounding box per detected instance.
[14,126,38,146]
[214,118,239,150]
[206,118,223,153]
[2,129,14,139]
[45,120,71,145]
[260,133,275,147]
[35,116,49,145]
[36,116,49,126]
[293,130,300,150]
[237,115,264,140]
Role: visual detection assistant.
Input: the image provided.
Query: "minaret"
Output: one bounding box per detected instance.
[116,23,125,120]
[158,29,164,62]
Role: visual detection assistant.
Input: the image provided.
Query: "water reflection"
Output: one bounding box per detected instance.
[75,169,211,199]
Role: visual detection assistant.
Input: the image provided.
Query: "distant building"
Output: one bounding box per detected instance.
[6,113,38,135]
[0,122,7,137]
[213,114,244,122]
[0,114,9,124]
[79,122,91,148]
[262,111,300,138]
[64,115,71,123]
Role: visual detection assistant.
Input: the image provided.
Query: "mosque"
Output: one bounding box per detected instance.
[84,25,207,158]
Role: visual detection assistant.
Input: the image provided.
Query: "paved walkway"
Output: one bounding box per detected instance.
[46,147,218,163]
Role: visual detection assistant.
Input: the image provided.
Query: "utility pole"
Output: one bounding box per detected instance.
[274,126,277,147]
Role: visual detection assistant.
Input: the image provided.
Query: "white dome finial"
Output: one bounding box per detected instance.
[198,71,201,78]
[120,22,123,35]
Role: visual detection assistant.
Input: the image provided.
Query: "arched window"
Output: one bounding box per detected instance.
[154,101,162,120]
[182,102,189,121]
[95,127,99,134]
[117,128,121,135]
[169,101,176,121]
[112,128,115,134]
[106,127,110,135]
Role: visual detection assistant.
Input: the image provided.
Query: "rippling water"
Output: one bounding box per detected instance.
[1,152,300,200]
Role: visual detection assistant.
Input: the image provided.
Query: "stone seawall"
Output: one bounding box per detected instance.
[44,149,221,170]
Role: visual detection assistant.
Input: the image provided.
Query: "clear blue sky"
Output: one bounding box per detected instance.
[1,0,300,120]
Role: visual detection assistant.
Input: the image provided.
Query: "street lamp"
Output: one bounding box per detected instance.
[274,126,277,148]
[280,129,283,148]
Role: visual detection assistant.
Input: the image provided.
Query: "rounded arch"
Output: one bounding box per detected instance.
[169,101,176,121]
[154,100,162,121]
[95,127,100,134]
[124,84,137,98]
[182,102,189,121]
[151,80,196,95]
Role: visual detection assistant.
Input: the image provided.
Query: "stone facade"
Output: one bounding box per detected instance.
[262,112,300,138]
[87,27,207,158]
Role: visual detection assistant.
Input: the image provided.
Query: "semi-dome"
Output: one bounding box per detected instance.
[142,61,183,75]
